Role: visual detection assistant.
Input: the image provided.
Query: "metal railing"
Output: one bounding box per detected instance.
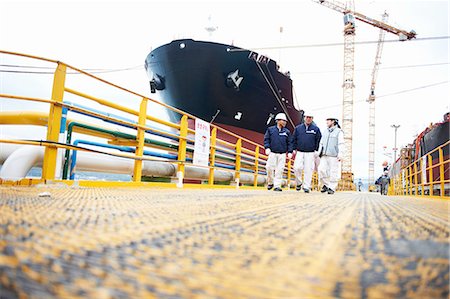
[0,50,351,190]
[389,140,449,198]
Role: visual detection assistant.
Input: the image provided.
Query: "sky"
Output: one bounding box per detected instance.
[0,0,449,182]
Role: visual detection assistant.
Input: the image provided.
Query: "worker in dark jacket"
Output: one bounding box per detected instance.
[379,171,390,195]
[264,113,293,191]
[291,112,321,192]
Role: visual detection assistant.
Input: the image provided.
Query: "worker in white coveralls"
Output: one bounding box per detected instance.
[318,116,345,195]
[291,112,322,193]
[264,113,293,191]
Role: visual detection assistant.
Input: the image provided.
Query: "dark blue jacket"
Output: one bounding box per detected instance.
[291,123,321,152]
[264,126,293,154]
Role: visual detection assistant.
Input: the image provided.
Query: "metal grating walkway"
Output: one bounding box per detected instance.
[0,187,448,298]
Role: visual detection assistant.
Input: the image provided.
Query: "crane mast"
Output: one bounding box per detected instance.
[312,0,416,183]
[341,0,356,176]
[368,11,389,188]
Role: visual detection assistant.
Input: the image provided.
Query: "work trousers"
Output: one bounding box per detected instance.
[266,153,286,188]
[293,151,315,189]
[318,156,341,191]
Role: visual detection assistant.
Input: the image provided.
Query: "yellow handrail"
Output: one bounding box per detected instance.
[0,49,357,190]
[389,140,449,198]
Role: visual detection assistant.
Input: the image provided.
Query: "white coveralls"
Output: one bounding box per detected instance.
[266,153,287,188]
[318,126,345,191]
[319,156,342,191]
[293,152,315,189]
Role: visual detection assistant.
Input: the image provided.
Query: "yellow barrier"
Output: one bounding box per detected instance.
[0,49,353,190]
[389,140,449,199]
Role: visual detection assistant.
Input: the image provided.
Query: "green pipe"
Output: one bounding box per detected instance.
[62,122,183,179]
[61,122,257,180]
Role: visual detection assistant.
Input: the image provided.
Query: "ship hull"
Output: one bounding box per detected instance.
[145,39,303,144]
[391,117,449,195]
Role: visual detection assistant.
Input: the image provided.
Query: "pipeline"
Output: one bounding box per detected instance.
[67,139,262,180]
[62,121,181,179]
[0,111,267,184]
[63,122,263,179]
[68,139,178,179]
[64,101,180,142]
[0,144,266,185]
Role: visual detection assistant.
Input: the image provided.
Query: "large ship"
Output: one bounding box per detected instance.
[144,39,303,144]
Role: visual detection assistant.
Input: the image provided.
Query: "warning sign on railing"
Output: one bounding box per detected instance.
[193,119,210,166]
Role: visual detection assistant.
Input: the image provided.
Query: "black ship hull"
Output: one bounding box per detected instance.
[145,39,303,144]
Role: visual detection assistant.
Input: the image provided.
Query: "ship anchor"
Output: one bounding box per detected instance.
[226,69,244,91]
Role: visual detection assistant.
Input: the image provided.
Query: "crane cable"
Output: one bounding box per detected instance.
[228,36,450,52]
[309,80,449,112]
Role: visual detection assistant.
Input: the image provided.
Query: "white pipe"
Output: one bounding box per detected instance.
[0,144,267,185]
[0,146,44,180]
[0,143,22,164]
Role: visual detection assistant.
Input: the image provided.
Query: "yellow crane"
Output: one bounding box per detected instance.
[368,11,388,189]
[312,0,416,181]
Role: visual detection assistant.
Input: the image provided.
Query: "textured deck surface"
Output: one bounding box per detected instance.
[0,187,449,298]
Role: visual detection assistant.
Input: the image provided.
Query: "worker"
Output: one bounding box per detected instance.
[357,179,363,192]
[317,116,345,194]
[379,170,390,195]
[291,112,322,193]
[264,113,293,191]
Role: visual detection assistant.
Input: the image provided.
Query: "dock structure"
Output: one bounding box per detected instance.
[1,187,448,298]
[1,50,449,298]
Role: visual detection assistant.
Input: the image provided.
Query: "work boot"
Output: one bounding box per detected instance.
[267,184,274,190]
[296,183,302,191]
[327,189,335,195]
[303,188,310,193]
[321,185,329,193]
[273,187,282,192]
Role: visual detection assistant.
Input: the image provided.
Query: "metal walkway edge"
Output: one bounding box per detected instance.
[0,187,448,298]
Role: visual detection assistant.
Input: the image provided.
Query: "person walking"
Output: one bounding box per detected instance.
[318,116,345,195]
[291,112,321,193]
[264,113,293,191]
[379,171,390,195]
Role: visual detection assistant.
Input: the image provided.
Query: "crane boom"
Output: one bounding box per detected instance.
[312,0,416,182]
[313,0,416,40]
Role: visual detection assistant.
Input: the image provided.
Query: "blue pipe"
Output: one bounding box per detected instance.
[60,107,68,134]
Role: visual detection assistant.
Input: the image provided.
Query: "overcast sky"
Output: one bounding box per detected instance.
[1,0,449,181]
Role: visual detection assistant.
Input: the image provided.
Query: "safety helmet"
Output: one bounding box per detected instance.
[326,116,339,122]
[304,111,314,117]
[275,113,287,121]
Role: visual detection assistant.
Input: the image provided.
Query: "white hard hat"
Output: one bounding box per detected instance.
[275,113,287,121]
[326,116,339,121]
[304,110,314,117]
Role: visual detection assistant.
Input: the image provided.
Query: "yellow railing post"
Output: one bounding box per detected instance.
[428,154,433,197]
[253,146,260,187]
[439,148,445,197]
[420,158,425,196]
[407,166,412,196]
[208,127,217,185]
[413,162,418,195]
[287,159,292,189]
[42,63,66,180]
[314,172,318,191]
[133,97,148,182]
[235,139,242,184]
[177,115,188,180]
